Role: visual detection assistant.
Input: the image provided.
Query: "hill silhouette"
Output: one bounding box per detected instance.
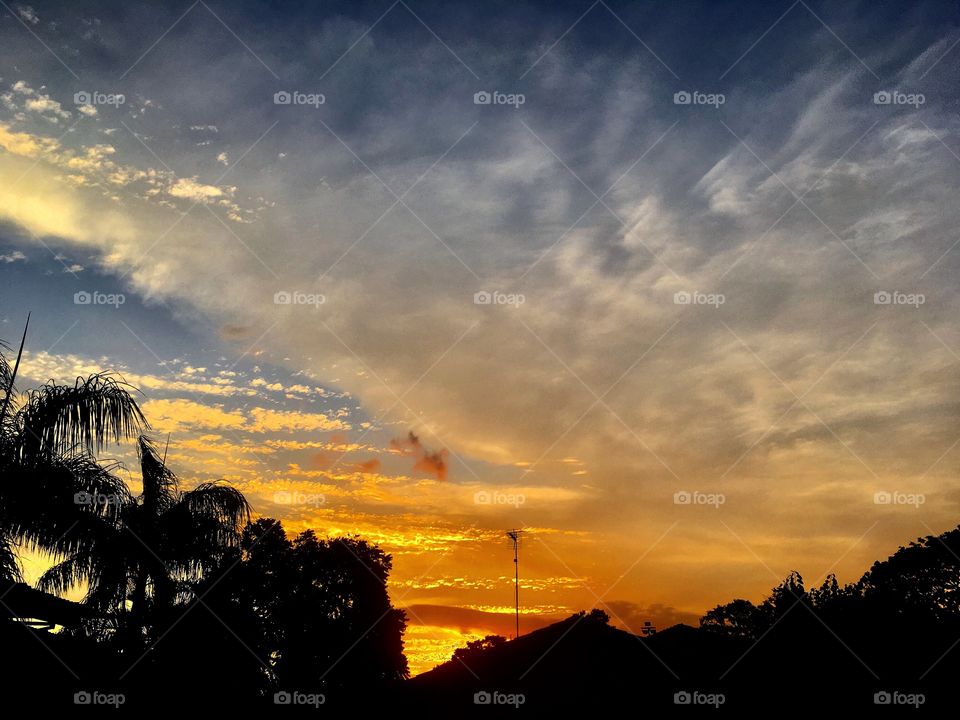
[408,611,748,711]
[404,603,952,711]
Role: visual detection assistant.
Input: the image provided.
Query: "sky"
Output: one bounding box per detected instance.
[1,0,959,675]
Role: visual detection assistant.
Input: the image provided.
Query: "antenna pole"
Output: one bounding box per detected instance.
[506,529,522,639]
[514,536,519,639]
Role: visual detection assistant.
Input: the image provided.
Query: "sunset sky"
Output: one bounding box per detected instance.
[2,1,959,675]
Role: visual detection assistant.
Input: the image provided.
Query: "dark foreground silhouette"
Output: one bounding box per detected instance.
[1,330,958,711]
[408,528,960,712]
[6,524,960,712]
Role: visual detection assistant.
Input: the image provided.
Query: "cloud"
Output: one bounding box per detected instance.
[141,399,248,433]
[24,96,70,121]
[391,432,449,481]
[355,458,381,474]
[4,23,950,549]
[0,143,139,245]
[0,250,26,263]
[0,83,259,223]
[14,5,39,24]
[219,324,253,339]
[246,407,349,433]
[18,350,342,403]
[139,399,349,437]
[11,81,70,122]
[599,600,701,633]
[403,604,558,635]
[0,122,61,157]
[168,177,228,201]
[3,5,960,639]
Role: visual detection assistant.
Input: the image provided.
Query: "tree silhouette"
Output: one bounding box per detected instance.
[215,518,409,692]
[700,598,770,639]
[856,528,960,620]
[0,329,145,596]
[452,634,507,664]
[38,436,250,646]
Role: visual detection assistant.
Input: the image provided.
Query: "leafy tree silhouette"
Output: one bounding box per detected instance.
[452,634,508,664]
[856,528,960,620]
[210,517,409,696]
[700,598,770,639]
[700,571,807,639]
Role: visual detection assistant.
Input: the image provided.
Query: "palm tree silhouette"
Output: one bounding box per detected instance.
[39,436,250,644]
[0,320,146,594]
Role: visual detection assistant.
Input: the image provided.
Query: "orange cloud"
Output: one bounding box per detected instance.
[391,431,448,481]
[246,407,347,433]
[404,604,558,634]
[401,605,562,675]
[142,398,246,433]
[356,458,382,474]
[310,451,335,469]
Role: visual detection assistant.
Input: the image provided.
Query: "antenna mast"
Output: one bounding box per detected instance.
[506,529,523,639]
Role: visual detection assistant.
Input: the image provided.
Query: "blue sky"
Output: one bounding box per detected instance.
[2,0,960,672]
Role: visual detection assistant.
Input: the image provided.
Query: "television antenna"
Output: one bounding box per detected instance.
[505,529,524,639]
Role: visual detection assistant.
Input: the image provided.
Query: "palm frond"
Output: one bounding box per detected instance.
[39,547,133,615]
[137,435,177,513]
[0,315,27,427]
[58,454,135,522]
[37,551,95,596]
[0,453,132,557]
[152,484,250,582]
[0,533,22,584]
[16,373,147,459]
[179,483,251,531]
[0,338,13,403]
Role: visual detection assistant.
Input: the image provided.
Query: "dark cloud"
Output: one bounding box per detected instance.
[600,600,700,634]
[391,431,449,481]
[404,604,558,635]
